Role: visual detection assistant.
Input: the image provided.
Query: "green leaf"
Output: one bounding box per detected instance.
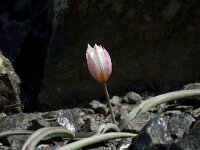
[119,89,200,131]
[21,127,75,150]
[58,132,137,150]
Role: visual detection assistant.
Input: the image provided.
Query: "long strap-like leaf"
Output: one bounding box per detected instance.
[21,127,75,150]
[58,132,137,150]
[119,89,200,130]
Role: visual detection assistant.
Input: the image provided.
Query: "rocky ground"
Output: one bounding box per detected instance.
[0,37,199,149]
[0,88,200,149]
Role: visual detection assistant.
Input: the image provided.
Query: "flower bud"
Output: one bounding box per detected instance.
[86,44,112,83]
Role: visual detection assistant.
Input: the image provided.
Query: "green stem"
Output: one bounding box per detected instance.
[102,83,116,124]
[58,132,137,150]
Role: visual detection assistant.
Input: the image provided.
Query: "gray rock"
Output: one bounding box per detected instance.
[167,113,195,139]
[40,109,85,132]
[0,144,9,150]
[172,127,200,150]
[123,92,142,104]
[117,138,133,150]
[0,113,50,149]
[0,108,91,149]
[127,112,156,132]
[0,51,22,114]
[110,96,122,106]
[39,0,200,111]
[87,138,131,150]
[90,100,108,115]
[0,113,50,132]
[131,117,172,150]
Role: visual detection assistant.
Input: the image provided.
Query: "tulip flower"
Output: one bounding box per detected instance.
[86,44,116,124]
[86,44,112,84]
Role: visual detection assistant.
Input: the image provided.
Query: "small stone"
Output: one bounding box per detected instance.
[0,113,6,118]
[57,117,75,132]
[131,117,172,150]
[83,118,99,132]
[128,112,155,132]
[110,96,121,106]
[167,113,195,138]
[90,100,108,115]
[118,138,133,150]
[123,92,142,104]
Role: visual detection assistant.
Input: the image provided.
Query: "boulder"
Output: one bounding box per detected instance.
[39,0,200,110]
[0,51,22,114]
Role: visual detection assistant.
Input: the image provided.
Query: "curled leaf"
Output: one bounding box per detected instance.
[21,127,75,150]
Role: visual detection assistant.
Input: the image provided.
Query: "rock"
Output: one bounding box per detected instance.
[0,113,50,131]
[162,0,181,21]
[122,92,142,104]
[110,96,122,106]
[172,127,200,150]
[86,138,132,150]
[0,113,50,149]
[81,117,99,132]
[39,0,200,111]
[40,109,84,132]
[131,117,172,150]
[0,144,9,150]
[116,104,135,123]
[0,113,7,118]
[0,51,22,114]
[117,138,133,150]
[0,107,130,150]
[127,112,156,132]
[167,113,195,139]
[0,108,93,149]
[90,100,108,115]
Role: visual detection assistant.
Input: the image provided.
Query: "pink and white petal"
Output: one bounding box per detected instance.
[86,52,101,82]
[92,46,104,76]
[94,44,105,70]
[102,48,112,77]
[86,44,112,83]
[86,46,103,82]
[86,44,94,55]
